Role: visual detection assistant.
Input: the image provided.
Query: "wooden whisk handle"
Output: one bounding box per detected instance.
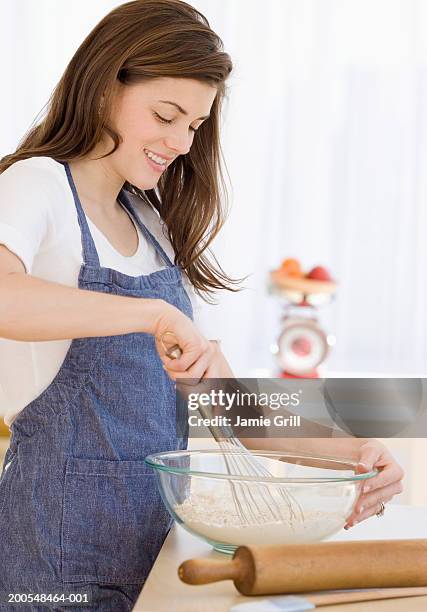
[159,332,183,360]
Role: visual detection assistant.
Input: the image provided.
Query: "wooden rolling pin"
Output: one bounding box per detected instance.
[178,539,427,596]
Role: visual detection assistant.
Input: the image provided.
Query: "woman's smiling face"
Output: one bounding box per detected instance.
[104,77,218,190]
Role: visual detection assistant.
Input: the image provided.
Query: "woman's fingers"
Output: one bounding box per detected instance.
[161,342,216,381]
[358,463,404,495]
[357,480,404,513]
[162,351,200,372]
[360,461,404,494]
[355,441,404,493]
[153,304,212,372]
[167,349,213,383]
[182,346,214,381]
[345,480,403,528]
[344,440,405,530]
[162,340,230,384]
[155,335,210,372]
[357,442,383,471]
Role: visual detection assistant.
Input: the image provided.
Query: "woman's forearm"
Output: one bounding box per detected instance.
[0,272,164,341]
[242,436,370,462]
[234,379,369,461]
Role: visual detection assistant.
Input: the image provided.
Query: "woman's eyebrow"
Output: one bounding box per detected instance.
[157,100,210,120]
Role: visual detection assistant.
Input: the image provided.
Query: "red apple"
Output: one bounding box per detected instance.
[306,266,332,282]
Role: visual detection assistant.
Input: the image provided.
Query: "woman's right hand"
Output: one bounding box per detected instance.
[152,299,215,382]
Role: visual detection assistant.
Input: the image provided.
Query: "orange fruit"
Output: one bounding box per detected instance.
[280,258,303,278]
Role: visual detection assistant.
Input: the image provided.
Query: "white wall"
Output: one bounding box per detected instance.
[2,1,427,376]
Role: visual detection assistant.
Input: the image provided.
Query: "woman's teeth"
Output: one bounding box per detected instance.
[144,149,167,166]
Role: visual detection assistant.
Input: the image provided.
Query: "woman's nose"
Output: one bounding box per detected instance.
[164,131,193,156]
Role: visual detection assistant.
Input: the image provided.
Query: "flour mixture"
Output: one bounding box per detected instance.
[174,492,348,546]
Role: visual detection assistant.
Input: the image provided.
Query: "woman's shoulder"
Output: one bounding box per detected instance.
[0,157,74,273]
[1,155,65,180]
[0,156,67,201]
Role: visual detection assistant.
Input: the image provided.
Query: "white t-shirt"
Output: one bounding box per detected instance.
[0,156,209,427]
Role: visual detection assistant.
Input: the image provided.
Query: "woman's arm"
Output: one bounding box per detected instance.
[0,244,217,384]
[0,245,162,340]
[242,435,367,462]
[0,273,162,341]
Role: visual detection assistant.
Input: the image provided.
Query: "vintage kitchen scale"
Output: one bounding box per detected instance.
[269,259,337,378]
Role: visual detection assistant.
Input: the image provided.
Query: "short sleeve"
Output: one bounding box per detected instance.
[0,158,55,273]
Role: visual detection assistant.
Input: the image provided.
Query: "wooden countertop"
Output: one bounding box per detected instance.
[134,504,427,611]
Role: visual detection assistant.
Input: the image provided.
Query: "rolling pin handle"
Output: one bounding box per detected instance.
[178,558,242,585]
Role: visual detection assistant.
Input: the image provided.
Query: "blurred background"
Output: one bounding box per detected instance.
[1,0,426,505]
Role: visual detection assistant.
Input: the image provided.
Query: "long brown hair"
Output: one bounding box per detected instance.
[0,0,242,301]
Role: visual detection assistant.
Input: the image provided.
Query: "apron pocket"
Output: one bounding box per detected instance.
[61,457,172,585]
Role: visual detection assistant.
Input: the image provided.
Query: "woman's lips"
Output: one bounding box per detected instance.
[143,150,167,173]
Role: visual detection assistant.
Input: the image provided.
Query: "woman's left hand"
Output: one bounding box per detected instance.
[344,439,404,529]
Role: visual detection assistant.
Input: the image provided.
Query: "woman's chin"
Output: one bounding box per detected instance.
[127,173,159,191]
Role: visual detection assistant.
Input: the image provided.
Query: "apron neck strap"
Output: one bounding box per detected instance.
[118,190,175,268]
[62,162,100,267]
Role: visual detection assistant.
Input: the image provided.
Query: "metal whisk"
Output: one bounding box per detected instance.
[161,333,305,526]
[197,407,305,526]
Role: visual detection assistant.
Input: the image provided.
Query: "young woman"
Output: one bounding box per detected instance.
[0,0,403,610]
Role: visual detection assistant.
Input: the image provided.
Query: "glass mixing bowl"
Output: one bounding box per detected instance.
[145,449,378,554]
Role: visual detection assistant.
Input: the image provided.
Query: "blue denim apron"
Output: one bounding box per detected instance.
[0,162,191,611]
